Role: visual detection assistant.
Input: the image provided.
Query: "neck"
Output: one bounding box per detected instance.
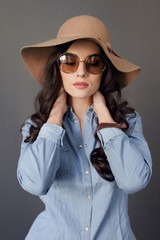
[68,96,92,121]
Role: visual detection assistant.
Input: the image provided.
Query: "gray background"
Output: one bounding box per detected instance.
[0,0,160,239]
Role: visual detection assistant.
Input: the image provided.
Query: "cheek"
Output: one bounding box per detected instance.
[61,72,67,87]
[60,73,72,93]
[63,83,71,94]
[91,75,102,92]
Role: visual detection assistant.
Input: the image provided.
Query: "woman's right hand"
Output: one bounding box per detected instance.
[46,87,67,126]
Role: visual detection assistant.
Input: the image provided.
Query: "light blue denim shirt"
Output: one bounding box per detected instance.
[17,105,152,240]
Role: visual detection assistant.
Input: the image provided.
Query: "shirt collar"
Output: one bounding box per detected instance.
[63,104,97,122]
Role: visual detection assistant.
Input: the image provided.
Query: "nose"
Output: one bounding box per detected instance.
[76,61,87,77]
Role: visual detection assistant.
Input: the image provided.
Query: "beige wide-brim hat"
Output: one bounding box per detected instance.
[21,15,141,88]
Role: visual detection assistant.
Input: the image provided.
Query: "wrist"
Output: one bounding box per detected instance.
[95,122,127,135]
[98,116,114,124]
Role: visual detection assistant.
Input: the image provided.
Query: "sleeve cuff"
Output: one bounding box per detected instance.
[38,123,65,147]
[97,127,124,147]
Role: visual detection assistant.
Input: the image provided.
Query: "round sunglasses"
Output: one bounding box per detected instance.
[57,53,107,74]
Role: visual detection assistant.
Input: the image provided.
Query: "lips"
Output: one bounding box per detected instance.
[73,82,89,89]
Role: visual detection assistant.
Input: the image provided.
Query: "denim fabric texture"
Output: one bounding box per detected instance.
[17,105,152,240]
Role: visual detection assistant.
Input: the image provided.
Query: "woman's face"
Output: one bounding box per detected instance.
[60,40,103,101]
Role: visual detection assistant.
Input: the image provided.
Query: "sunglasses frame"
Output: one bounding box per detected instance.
[57,52,108,74]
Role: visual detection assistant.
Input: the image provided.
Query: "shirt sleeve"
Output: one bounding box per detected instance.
[17,118,65,196]
[97,112,152,194]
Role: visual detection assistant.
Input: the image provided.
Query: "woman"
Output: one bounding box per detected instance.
[17,15,152,240]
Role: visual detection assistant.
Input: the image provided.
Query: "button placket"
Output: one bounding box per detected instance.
[75,109,93,239]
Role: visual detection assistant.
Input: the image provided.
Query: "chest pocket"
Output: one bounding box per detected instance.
[56,143,72,177]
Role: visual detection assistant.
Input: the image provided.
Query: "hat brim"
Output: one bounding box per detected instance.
[21,35,141,88]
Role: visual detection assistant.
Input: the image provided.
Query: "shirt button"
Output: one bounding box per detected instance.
[85,170,89,174]
[85,226,89,231]
[85,144,88,147]
[74,120,77,123]
[79,144,83,149]
[87,195,91,199]
[86,118,90,122]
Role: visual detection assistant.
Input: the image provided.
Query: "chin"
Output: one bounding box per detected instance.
[68,91,93,99]
[66,88,98,99]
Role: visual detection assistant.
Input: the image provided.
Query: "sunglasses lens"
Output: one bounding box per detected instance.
[58,54,78,73]
[86,55,106,74]
[58,53,107,74]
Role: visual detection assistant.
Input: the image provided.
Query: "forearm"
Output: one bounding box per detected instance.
[47,107,64,126]
[92,91,115,123]
[97,115,152,194]
[96,105,114,123]
[17,123,65,196]
[46,87,67,126]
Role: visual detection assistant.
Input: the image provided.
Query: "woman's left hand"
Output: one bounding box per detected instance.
[93,91,114,123]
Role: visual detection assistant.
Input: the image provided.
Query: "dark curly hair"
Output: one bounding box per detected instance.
[22,40,135,182]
